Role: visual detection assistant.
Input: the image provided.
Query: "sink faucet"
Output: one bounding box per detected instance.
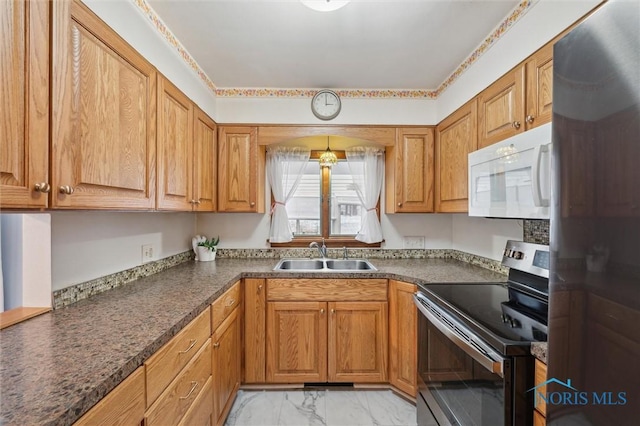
[309,239,328,259]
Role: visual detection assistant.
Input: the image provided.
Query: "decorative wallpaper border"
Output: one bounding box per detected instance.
[131,0,536,99]
[53,248,505,308]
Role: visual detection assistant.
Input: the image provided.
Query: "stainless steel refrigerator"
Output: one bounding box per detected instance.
[549,0,640,424]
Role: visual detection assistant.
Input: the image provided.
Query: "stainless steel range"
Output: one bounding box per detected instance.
[414,240,549,426]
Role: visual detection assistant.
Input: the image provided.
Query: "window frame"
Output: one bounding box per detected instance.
[270,150,382,248]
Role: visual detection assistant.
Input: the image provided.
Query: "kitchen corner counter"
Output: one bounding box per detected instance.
[0,257,505,426]
[531,341,548,364]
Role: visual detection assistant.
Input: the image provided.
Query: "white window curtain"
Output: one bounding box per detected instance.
[266,146,311,243]
[346,147,384,243]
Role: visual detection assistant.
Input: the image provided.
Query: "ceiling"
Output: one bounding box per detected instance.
[145,0,520,91]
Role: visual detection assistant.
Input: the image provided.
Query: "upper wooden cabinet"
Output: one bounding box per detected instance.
[157,76,194,211]
[386,128,435,213]
[217,126,264,212]
[478,42,554,149]
[477,66,525,149]
[1,0,50,209]
[525,43,554,131]
[193,107,217,212]
[435,99,478,213]
[51,0,157,209]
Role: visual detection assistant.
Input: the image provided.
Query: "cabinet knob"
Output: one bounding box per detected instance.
[257,284,263,293]
[525,115,535,124]
[512,121,521,129]
[331,309,335,314]
[213,342,220,348]
[320,308,325,314]
[250,201,255,207]
[34,182,51,193]
[397,202,402,207]
[190,199,196,204]
[59,185,74,195]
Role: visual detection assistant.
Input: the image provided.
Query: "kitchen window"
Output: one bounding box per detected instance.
[270,150,381,248]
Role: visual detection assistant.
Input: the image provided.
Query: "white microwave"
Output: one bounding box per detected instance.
[468,123,552,219]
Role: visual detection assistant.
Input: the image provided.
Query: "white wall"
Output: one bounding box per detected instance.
[51,212,195,291]
[216,97,438,125]
[81,0,217,118]
[451,215,522,260]
[1,214,52,309]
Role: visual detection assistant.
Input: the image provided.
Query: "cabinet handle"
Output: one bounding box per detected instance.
[59,185,74,195]
[525,115,535,124]
[257,284,263,293]
[331,309,335,314]
[226,298,235,307]
[250,202,255,207]
[320,308,325,314]
[34,182,51,193]
[179,381,199,400]
[512,121,521,129]
[397,202,402,207]
[178,339,197,354]
[213,342,220,348]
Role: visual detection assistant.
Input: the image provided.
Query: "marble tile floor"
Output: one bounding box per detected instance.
[225,388,417,426]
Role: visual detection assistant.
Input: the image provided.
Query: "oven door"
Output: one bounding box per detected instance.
[414,292,512,426]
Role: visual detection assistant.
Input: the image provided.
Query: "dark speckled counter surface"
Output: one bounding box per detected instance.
[0,258,505,426]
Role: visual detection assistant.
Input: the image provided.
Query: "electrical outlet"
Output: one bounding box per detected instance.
[403,236,425,249]
[142,244,154,263]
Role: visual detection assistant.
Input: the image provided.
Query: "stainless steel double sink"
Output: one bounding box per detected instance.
[273,258,377,272]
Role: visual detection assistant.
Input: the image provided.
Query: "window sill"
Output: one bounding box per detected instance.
[270,237,382,248]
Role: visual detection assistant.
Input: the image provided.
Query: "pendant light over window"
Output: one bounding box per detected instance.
[319,137,338,168]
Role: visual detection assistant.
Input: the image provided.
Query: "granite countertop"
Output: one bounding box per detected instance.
[530,341,548,364]
[0,257,506,426]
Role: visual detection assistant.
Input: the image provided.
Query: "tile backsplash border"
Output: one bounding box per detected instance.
[52,248,505,309]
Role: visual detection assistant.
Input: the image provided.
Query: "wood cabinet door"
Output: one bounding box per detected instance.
[1,0,49,209]
[244,278,266,383]
[388,281,417,396]
[217,126,264,212]
[212,307,241,426]
[193,107,217,212]
[525,43,553,130]
[328,301,388,383]
[478,66,525,149]
[386,128,434,213]
[266,301,328,383]
[51,0,156,209]
[435,99,477,213]
[157,76,193,211]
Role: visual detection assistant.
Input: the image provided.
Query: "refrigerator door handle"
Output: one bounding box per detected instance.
[532,143,550,207]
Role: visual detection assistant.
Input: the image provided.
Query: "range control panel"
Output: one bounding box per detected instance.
[501,240,549,278]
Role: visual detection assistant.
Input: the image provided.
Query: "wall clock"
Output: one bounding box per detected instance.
[311,89,341,120]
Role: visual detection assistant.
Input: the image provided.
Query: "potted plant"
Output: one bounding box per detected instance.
[196,236,219,262]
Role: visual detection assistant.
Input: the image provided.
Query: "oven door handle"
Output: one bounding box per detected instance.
[413,293,505,378]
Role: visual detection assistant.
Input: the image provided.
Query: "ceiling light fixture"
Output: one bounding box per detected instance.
[319,137,338,168]
[301,0,350,12]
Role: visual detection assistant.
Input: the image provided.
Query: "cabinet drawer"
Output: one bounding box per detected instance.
[212,281,241,331]
[178,376,213,426]
[74,367,145,426]
[145,307,211,406]
[145,339,212,426]
[267,279,387,301]
[534,359,547,416]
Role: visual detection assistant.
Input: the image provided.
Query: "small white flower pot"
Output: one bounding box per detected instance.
[196,246,217,262]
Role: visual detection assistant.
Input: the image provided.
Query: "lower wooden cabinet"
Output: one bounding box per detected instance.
[74,367,145,426]
[212,306,242,426]
[388,280,417,396]
[179,376,213,426]
[244,278,266,383]
[266,299,388,384]
[533,359,547,425]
